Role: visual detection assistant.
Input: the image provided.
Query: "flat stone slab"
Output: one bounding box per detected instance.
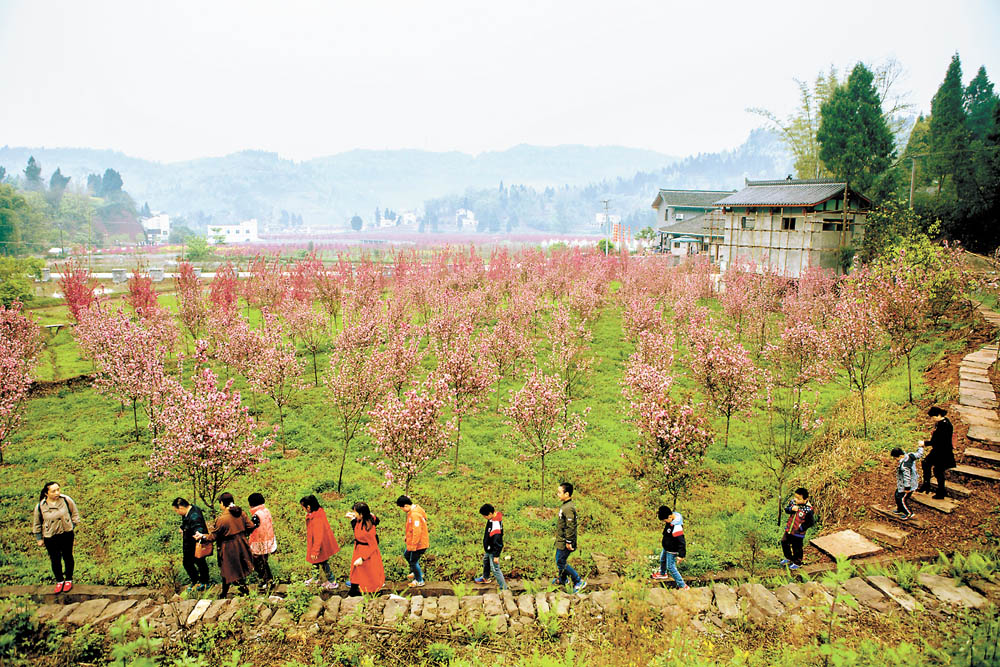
[674,586,714,615]
[960,379,996,394]
[960,395,999,410]
[910,492,958,514]
[202,599,229,624]
[926,480,972,499]
[865,575,917,612]
[967,424,1000,443]
[858,522,909,547]
[954,403,1000,420]
[94,599,136,626]
[810,529,883,560]
[842,577,893,613]
[953,464,1000,481]
[872,506,931,530]
[737,583,784,622]
[962,360,993,370]
[65,598,110,626]
[967,580,1000,600]
[437,595,459,621]
[300,596,325,624]
[382,597,409,624]
[322,596,341,624]
[516,593,535,617]
[713,584,739,620]
[918,574,988,609]
[185,599,213,627]
[420,597,438,622]
[965,446,1000,464]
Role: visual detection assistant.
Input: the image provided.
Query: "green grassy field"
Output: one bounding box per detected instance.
[0,292,967,590]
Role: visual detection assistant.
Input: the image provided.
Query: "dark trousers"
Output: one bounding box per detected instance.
[182,539,210,586]
[43,531,74,581]
[555,548,581,586]
[781,533,803,565]
[922,459,946,492]
[894,490,913,515]
[348,583,362,597]
[220,580,248,598]
[251,554,273,583]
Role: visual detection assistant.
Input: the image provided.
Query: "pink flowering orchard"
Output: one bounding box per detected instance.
[148,365,273,516]
[209,262,240,316]
[245,312,304,451]
[57,258,97,322]
[504,370,588,489]
[176,262,209,346]
[366,376,455,493]
[480,314,533,411]
[0,302,43,464]
[435,323,495,470]
[688,322,760,447]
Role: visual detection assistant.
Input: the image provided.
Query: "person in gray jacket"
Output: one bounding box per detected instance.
[552,482,586,593]
[32,481,81,594]
[890,445,923,520]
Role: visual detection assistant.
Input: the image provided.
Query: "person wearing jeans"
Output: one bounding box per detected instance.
[652,506,688,589]
[552,482,585,592]
[33,481,80,594]
[475,504,506,590]
[396,495,428,588]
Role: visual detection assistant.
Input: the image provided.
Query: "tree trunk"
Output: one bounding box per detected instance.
[906,353,913,404]
[453,415,463,472]
[860,388,869,438]
[724,413,731,448]
[312,350,319,387]
[541,454,546,490]
[132,398,139,442]
[337,436,351,493]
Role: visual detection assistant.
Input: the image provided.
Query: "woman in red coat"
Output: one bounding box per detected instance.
[346,502,384,596]
[300,495,340,590]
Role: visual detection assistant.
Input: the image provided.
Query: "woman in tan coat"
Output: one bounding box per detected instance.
[32,481,80,594]
[195,492,254,597]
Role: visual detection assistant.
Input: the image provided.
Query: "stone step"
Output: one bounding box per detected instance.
[864,575,917,612]
[842,577,894,613]
[918,573,989,609]
[809,529,883,560]
[960,380,996,395]
[952,464,1000,482]
[926,480,972,499]
[967,424,1000,443]
[962,360,993,370]
[909,492,958,514]
[960,395,999,410]
[858,522,909,547]
[965,447,1000,464]
[954,403,1000,422]
[871,506,931,530]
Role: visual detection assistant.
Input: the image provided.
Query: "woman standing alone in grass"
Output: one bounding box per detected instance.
[32,481,80,594]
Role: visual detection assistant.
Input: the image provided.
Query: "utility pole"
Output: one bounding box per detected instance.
[601,199,611,256]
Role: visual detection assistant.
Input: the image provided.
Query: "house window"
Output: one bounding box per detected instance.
[781,217,797,230]
[771,207,782,216]
[673,242,681,249]
[740,216,755,230]
[822,221,844,232]
[675,213,684,221]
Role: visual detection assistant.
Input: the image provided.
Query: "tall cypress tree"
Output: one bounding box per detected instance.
[928,54,968,193]
[817,63,896,195]
[23,157,43,191]
[964,66,999,142]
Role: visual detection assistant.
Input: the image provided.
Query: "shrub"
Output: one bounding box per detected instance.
[424,642,455,664]
[70,624,103,662]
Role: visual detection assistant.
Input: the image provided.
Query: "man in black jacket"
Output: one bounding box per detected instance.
[918,406,955,499]
[474,504,506,590]
[652,505,688,589]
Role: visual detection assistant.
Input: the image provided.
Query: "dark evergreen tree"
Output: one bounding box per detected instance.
[47,168,71,207]
[964,65,999,142]
[86,173,102,195]
[0,166,6,182]
[817,63,896,195]
[23,157,43,191]
[101,168,124,197]
[928,54,968,193]
[350,214,363,231]
[140,202,152,217]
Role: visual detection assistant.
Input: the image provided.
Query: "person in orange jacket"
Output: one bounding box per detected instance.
[396,495,428,587]
[300,495,340,590]
[346,502,384,596]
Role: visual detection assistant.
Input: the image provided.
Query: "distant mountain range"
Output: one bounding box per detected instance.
[0,133,792,232]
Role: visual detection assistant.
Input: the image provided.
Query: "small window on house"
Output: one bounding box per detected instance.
[673,242,681,249]
[675,213,684,221]
[741,216,755,230]
[822,221,843,232]
[781,217,797,230]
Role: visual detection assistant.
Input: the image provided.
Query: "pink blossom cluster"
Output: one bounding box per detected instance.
[0,302,43,463]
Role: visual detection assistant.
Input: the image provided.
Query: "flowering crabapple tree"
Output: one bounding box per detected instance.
[0,302,43,464]
[870,252,930,403]
[314,260,345,326]
[481,315,533,410]
[688,322,760,447]
[366,376,455,493]
[280,299,330,386]
[435,323,495,471]
[759,319,834,523]
[148,366,273,518]
[504,370,588,489]
[624,394,713,508]
[126,266,159,316]
[546,304,595,406]
[831,269,898,438]
[381,324,423,397]
[245,312,304,452]
[325,345,389,493]
[176,262,209,349]
[57,258,97,322]
[209,262,240,316]
[73,305,173,441]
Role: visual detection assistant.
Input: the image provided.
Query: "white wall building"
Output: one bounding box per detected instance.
[141,213,171,243]
[208,218,260,245]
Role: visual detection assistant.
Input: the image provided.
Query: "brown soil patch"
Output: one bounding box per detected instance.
[321,491,344,503]
[28,373,94,397]
[521,506,558,520]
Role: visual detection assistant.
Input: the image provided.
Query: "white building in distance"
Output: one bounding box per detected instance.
[208,218,260,245]
[141,213,171,243]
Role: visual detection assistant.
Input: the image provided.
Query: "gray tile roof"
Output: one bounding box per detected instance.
[652,189,735,209]
[714,179,871,207]
[657,212,724,237]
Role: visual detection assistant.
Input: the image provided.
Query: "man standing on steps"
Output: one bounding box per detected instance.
[552,482,586,593]
[919,406,955,499]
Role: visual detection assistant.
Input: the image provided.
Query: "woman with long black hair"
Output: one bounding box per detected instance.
[32,481,80,594]
[345,502,384,596]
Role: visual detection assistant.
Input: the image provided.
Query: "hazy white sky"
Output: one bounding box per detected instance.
[1,0,997,163]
